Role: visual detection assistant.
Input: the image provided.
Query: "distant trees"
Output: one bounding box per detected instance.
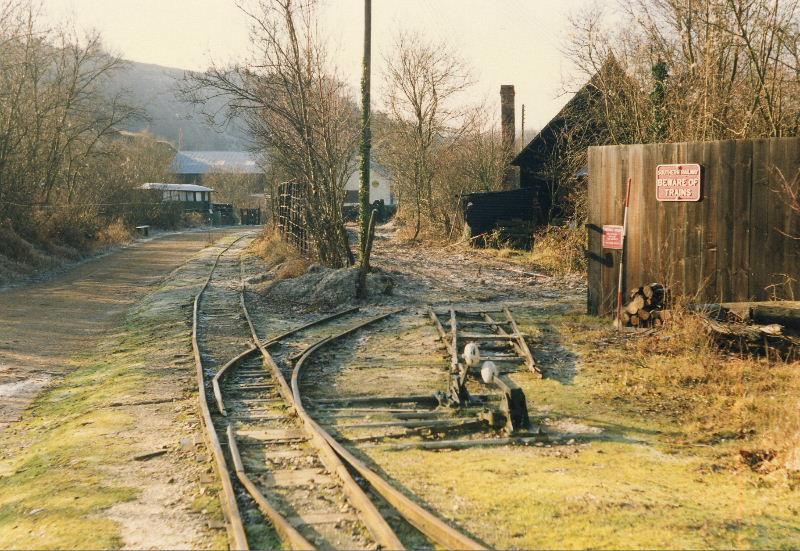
[378,32,508,240]
[183,0,358,267]
[0,1,175,251]
[566,0,800,143]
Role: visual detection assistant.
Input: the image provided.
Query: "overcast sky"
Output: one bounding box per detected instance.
[43,0,610,132]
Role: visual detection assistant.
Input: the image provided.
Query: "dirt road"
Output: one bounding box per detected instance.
[0,229,238,431]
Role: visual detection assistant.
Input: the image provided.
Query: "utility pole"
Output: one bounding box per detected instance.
[358,0,372,259]
[521,104,525,150]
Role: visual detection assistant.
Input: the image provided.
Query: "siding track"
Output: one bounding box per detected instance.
[193,234,484,549]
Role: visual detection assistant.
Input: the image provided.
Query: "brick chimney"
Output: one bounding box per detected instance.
[500,85,515,152]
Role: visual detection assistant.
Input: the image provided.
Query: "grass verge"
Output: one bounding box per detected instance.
[0,330,148,548]
[0,246,226,549]
[352,305,800,549]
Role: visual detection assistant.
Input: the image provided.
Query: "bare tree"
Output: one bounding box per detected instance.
[182,0,358,267]
[431,112,510,238]
[380,31,472,240]
[565,0,800,143]
[0,0,139,241]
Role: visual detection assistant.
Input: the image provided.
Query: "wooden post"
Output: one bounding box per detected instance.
[356,209,378,297]
[358,0,372,259]
[615,177,632,329]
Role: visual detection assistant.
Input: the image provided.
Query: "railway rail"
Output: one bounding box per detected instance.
[192,234,485,550]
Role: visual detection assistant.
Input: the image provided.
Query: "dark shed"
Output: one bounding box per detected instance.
[461,188,542,247]
[511,58,622,222]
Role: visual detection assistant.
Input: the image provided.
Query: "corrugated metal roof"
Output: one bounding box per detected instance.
[171,151,265,175]
[140,182,214,192]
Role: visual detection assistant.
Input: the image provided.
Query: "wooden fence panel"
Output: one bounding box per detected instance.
[587,137,800,315]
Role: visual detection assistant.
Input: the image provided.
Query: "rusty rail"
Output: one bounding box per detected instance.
[237,260,403,549]
[191,235,251,550]
[291,312,487,551]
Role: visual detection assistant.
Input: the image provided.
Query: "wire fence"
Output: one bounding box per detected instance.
[276,181,314,256]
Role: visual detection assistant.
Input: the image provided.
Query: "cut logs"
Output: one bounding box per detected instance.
[618,283,670,328]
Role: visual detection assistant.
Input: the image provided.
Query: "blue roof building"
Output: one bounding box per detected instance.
[171,151,266,184]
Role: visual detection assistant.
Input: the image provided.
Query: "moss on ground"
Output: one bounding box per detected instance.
[0,242,230,549]
[351,307,800,549]
[0,338,141,549]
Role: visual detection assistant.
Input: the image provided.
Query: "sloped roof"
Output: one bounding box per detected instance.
[511,56,624,168]
[140,182,214,192]
[171,151,265,175]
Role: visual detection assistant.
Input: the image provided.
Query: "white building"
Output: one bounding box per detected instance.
[343,164,394,206]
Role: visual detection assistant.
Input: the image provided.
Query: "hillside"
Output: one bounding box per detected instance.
[106,60,249,151]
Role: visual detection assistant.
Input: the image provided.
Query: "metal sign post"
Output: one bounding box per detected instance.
[615,178,633,329]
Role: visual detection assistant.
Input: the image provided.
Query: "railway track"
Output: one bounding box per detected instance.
[192,234,485,550]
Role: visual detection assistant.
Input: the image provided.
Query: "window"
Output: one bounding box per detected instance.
[344,190,359,204]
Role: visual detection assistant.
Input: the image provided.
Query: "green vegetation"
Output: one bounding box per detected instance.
[357,307,800,549]
[0,245,228,549]
[0,335,141,549]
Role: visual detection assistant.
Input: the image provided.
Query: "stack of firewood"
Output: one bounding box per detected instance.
[619,283,670,327]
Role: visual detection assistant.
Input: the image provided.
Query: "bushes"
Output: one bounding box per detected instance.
[0,220,37,263]
[249,228,302,270]
[96,219,134,247]
[35,208,103,250]
[529,225,587,276]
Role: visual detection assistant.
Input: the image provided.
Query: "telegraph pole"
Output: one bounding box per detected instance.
[521,104,525,150]
[358,0,372,259]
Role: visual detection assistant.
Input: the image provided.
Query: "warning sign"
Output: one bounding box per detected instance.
[602,225,624,249]
[656,164,702,201]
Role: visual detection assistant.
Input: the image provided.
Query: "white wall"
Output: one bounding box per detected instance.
[343,167,394,205]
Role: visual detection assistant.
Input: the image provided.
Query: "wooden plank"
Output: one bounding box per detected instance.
[457,332,521,341]
[259,468,334,488]
[606,145,626,316]
[712,139,732,300]
[639,141,659,285]
[736,140,753,300]
[378,436,547,451]
[750,138,771,300]
[311,395,441,407]
[625,144,644,295]
[236,429,307,443]
[665,142,686,294]
[769,138,800,300]
[587,146,604,315]
[289,512,357,526]
[337,419,471,430]
[454,320,513,328]
[699,140,718,301]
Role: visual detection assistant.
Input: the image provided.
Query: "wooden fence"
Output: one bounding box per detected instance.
[276,181,313,256]
[587,137,800,315]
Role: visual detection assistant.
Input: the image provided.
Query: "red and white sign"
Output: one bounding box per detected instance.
[656,164,702,201]
[602,225,624,249]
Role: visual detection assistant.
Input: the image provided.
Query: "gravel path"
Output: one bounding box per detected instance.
[0,228,241,432]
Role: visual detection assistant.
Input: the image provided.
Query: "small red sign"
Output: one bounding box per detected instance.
[602,225,624,249]
[656,163,702,201]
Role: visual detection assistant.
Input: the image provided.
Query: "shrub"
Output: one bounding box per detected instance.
[35,208,102,250]
[529,225,587,276]
[0,220,36,263]
[273,259,311,281]
[250,228,300,269]
[182,212,206,228]
[96,219,133,247]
